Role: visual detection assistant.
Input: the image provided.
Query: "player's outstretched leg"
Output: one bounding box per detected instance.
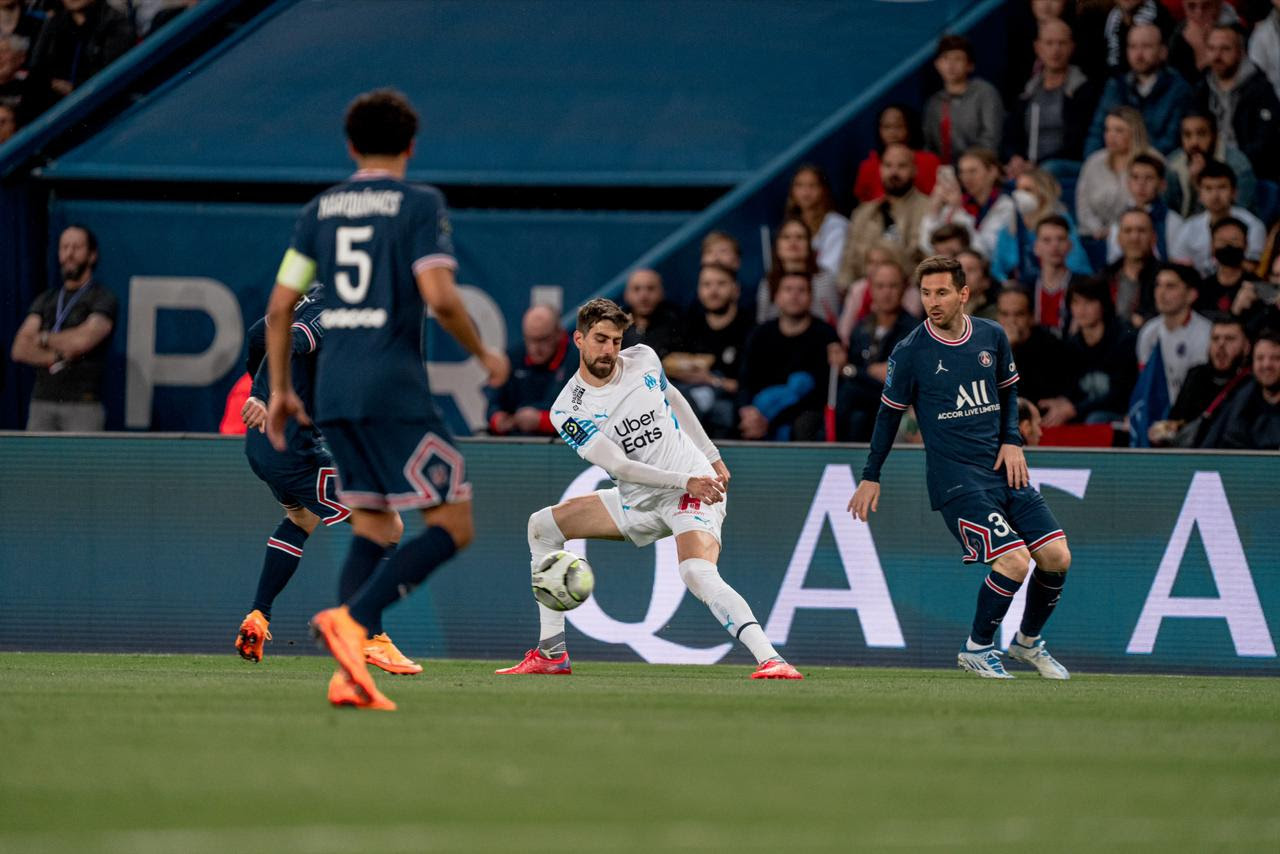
[676,550,802,680]
[236,515,314,662]
[957,550,1030,679]
[1006,539,1072,679]
[497,506,573,675]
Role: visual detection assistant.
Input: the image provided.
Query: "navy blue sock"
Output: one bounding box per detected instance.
[347,527,458,630]
[337,535,388,632]
[970,569,1023,645]
[1019,569,1067,638]
[252,519,309,620]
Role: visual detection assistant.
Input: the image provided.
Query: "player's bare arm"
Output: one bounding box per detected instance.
[848,480,880,522]
[44,313,113,360]
[416,266,510,387]
[995,443,1029,489]
[264,282,309,451]
[10,315,58,368]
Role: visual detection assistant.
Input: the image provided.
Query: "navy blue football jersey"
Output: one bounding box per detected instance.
[864,314,1022,509]
[246,289,326,461]
[279,169,456,423]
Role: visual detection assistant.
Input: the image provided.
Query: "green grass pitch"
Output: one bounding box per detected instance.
[1,654,1277,853]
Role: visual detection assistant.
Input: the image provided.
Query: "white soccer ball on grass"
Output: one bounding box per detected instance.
[532,550,595,611]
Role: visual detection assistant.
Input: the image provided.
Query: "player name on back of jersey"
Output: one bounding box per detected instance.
[317,188,404,220]
[614,409,663,453]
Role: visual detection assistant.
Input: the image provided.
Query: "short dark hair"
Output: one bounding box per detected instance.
[1129,152,1166,180]
[1211,216,1247,239]
[1207,311,1246,334]
[1035,214,1071,236]
[956,248,989,276]
[701,230,741,257]
[936,33,974,61]
[1210,23,1246,47]
[576,298,632,335]
[1119,206,1155,228]
[929,222,971,248]
[997,284,1032,310]
[915,255,966,289]
[1159,262,1202,292]
[1066,275,1115,322]
[1255,330,1280,350]
[699,261,738,284]
[1181,109,1217,136]
[62,223,99,256]
[344,88,418,156]
[1196,159,1237,188]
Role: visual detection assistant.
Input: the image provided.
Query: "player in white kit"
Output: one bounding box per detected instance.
[496,298,802,679]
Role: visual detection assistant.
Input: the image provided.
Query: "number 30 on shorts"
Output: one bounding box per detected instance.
[988,512,1012,537]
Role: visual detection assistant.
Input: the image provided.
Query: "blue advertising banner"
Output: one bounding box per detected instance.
[0,437,1275,675]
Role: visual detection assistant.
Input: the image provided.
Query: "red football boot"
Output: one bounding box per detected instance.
[494,649,572,675]
[751,659,804,680]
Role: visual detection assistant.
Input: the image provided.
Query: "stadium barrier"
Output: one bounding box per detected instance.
[1,435,1276,675]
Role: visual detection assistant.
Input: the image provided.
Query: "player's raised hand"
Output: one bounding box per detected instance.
[685,475,726,505]
[712,459,731,487]
[995,443,1029,489]
[480,347,511,387]
[241,396,268,433]
[847,480,880,522]
[266,389,310,452]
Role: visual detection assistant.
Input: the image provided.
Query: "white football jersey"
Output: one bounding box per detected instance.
[550,345,713,505]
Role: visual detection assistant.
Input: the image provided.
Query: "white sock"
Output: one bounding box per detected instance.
[965,637,989,651]
[679,558,781,664]
[1015,631,1039,646]
[528,507,567,647]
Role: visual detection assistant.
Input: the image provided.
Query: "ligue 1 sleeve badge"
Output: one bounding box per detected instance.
[978,350,993,367]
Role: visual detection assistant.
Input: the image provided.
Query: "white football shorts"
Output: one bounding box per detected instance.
[595,486,726,548]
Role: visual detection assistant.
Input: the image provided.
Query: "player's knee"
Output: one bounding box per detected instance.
[444,513,474,550]
[387,512,405,544]
[1035,541,1071,573]
[678,558,726,603]
[285,507,320,534]
[527,506,563,549]
[993,548,1031,582]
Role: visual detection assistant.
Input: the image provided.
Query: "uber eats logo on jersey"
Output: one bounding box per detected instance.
[939,380,1000,419]
[615,409,663,452]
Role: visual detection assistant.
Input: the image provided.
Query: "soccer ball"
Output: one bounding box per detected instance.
[532,550,595,611]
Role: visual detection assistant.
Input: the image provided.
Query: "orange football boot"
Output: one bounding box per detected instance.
[310,606,388,704]
[235,610,271,662]
[327,669,396,711]
[364,633,424,675]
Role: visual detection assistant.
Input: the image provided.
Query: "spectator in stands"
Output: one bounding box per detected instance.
[1028,214,1090,333]
[0,0,42,48]
[1102,0,1175,76]
[26,0,134,115]
[1249,0,1280,101]
[922,34,1004,165]
[1087,23,1190,156]
[853,103,939,203]
[993,167,1093,283]
[700,230,741,275]
[1194,24,1280,180]
[663,262,753,438]
[997,285,1074,405]
[1164,110,1256,217]
[737,271,840,441]
[786,165,847,277]
[1171,159,1266,274]
[927,222,970,258]
[1137,263,1212,403]
[838,143,929,287]
[0,99,14,142]
[958,248,999,319]
[0,33,28,104]
[620,268,680,357]
[1169,0,1240,82]
[1078,106,1152,240]
[920,147,1014,259]
[1194,216,1256,314]
[485,305,576,437]
[1229,253,1280,333]
[9,224,117,430]
[1051,276,1139,424]
[1106,152,1185,262]
[836,258,916,440]
[1199,330,1280,448]
[1148,312,1252,445]
[1004,0,1077,101]
[1107,207,1162,326]
[838,241,921,347]
[1005,18,1101,175]
[1018,398,1043,446]
[757,216,840,325]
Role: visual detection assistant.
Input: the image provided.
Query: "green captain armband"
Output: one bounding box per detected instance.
[276,248,316,293]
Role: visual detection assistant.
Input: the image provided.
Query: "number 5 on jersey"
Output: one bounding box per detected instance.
[335,225,373,303]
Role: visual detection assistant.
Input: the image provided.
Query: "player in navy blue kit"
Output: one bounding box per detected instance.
[265,89,509,710]
[848,256,1073,679]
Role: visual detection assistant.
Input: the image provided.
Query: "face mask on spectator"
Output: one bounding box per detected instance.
[1013,189,1039,217]
[1213,246,1245,268]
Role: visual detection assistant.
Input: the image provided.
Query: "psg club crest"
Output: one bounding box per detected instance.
[978,350,993,367]
[428,463,451,490]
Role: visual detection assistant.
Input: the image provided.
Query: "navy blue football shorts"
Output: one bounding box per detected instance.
[318,418,472,511]
[938,486,1065,565]
[246,441,350,526]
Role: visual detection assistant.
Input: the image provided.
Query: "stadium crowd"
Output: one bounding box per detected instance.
[488,0,1277,450]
